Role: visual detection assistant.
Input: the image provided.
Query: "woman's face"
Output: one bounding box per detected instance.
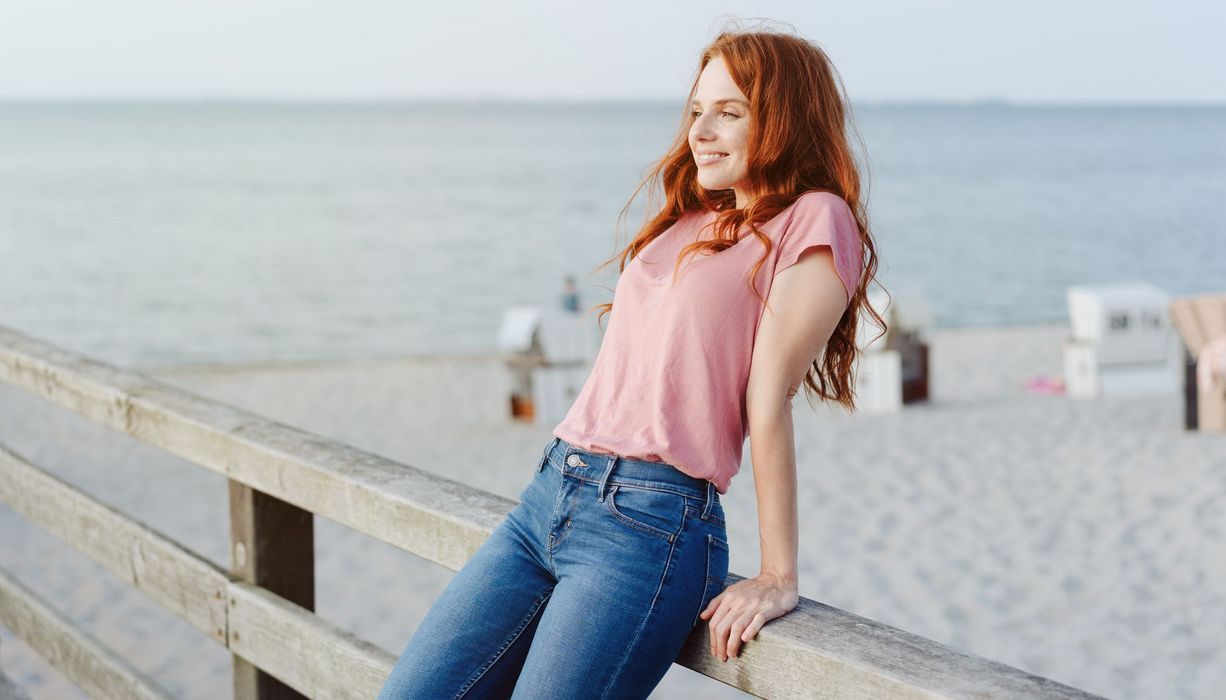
[688,56,753,208]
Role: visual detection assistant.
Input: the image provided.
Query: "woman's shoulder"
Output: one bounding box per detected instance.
[778,191,858,243]
[770,190,862,302]
[788,190,853,217]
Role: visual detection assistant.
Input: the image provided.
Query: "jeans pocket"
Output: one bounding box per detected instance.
[694,533,730,627]
[604,483,686,542]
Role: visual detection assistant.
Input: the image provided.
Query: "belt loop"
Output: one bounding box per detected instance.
[538,437,559,472]
[597,455,617,502]
[702,480,715,519]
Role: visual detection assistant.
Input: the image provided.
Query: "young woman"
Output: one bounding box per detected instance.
[378,25,883,699]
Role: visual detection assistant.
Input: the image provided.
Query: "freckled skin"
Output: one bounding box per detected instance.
[689,56,754,208]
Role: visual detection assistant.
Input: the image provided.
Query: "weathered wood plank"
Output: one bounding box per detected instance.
[230,481,314,699]
[676,574,1103,699]
[0,568,174,700]
[0,324,506,572]
[0,324,1105,698]
[0,443,228,644]
[227,582,396,700]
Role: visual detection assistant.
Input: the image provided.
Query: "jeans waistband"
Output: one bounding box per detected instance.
[541,436,719,512]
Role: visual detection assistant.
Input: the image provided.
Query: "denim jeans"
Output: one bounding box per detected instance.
[377,436,730,699]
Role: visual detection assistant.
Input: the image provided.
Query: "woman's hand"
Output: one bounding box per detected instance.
[698,571,799,661]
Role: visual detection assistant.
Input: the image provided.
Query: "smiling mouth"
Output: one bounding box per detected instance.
[697,153,729,163]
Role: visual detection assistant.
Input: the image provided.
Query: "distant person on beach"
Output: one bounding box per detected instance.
[561,274,580,312]
[379,21,883,700]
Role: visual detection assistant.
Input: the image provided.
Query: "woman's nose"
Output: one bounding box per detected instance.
[691,115,715,138]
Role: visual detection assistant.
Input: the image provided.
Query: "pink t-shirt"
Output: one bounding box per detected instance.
[552,191,863,494]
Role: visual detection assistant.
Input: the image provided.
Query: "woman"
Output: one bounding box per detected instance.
[378,25,883,699]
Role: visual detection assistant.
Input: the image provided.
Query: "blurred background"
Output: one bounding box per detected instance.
[0,0,1222,368]
[1,2,1224,699]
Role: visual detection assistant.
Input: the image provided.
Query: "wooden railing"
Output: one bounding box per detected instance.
[0,324,1103,699]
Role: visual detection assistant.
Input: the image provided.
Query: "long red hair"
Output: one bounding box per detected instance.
[589,24,887,412]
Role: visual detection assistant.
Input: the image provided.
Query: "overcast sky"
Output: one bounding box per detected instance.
[1,0,1222,103]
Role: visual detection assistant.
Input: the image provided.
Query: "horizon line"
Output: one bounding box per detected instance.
[0,96,1223,109]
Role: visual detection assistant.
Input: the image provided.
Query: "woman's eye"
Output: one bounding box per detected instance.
[690,110,740,120]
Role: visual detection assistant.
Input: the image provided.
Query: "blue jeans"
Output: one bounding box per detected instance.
[377,436,730,699]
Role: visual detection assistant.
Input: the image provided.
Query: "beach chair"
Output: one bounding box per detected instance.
[1170,293,1226,432]
[1063,283,1181,399]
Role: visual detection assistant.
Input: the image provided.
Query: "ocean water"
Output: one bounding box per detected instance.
[0,101,1222,369]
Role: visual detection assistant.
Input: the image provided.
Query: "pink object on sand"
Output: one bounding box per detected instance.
[1025,376,1066,394]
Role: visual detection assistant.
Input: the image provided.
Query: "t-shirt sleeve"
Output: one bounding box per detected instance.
[774,191,864,304]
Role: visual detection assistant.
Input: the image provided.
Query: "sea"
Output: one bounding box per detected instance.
[0,101,1222,369]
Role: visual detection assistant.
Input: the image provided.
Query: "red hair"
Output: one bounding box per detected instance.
[589,22,887,412]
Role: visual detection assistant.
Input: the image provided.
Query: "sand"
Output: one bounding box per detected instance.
[1,321,1224,699]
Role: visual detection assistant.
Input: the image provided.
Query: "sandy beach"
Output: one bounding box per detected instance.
[2,321,1224,699]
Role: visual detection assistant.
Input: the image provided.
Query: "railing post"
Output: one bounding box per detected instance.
[229,480,315,700]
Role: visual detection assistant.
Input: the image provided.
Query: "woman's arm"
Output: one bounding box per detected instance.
[700,244,851,662]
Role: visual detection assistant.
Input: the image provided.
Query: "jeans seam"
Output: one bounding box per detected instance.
[544,473,568,578]
[598,522,680,699]
[454,588,553,699]
[695,534,716,628]
[570,476,699,500]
